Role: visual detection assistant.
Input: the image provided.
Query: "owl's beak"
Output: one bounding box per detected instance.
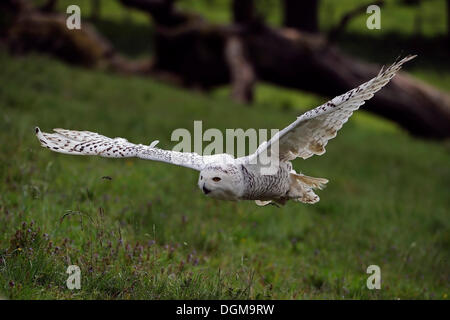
[202,184,211,194]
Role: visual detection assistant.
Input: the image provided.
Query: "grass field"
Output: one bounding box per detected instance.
[0,1,449,299]
[1,51,449,299]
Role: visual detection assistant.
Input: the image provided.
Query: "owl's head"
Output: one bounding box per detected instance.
[198,165,242,200]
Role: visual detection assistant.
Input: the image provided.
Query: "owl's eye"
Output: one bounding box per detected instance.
[212,177,221,182]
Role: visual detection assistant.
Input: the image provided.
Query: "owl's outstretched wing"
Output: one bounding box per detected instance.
[35,127,216,171]
[249,55,416,162]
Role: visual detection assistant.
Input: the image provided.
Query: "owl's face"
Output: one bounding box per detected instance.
[198,166,241,200]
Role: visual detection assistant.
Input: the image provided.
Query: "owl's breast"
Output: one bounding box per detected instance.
[240,162,291,200]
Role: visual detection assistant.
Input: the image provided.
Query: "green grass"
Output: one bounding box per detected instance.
[0,51,449,299]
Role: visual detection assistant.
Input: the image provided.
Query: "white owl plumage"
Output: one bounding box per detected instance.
[36,55,416,206]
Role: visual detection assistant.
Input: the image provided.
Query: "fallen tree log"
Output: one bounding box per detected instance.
[246,27,450,139]
[3,0,449,138]
[7,12,114,67]
[146,20,450,138]
[118,0,450,138]
[1,0,154,74]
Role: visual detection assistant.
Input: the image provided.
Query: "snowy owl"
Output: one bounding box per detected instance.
[35,55,415,206]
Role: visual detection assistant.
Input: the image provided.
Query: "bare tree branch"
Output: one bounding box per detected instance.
[327,0,385,43]
[282,0,319,33]
[225,36,255,103]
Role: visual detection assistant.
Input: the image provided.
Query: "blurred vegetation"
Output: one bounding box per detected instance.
[0,0,449,299]
[45,0,450,95]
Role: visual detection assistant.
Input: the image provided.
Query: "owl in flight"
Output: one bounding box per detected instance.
[36,56,415,206]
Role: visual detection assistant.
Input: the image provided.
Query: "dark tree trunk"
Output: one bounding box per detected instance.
[282,0,319,33]
[90,0,101,21]
[447,0,450,40]
[232,0,255,24]
[119,0,187,26]
[40,0,58,12]
[228,0,256,103]
[225,35,255,103]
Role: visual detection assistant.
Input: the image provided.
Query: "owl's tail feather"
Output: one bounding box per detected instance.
[294,174,328,190]
[289,172,328,204]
